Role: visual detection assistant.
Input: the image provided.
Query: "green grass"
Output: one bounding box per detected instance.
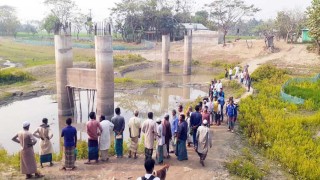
[211,60,240,69]
[113,54,146,67]
[0,38,96,67]
[114,77,158,85]
[226,148,267,180]
[0,39,148,68]
[0,68,34,85]
[284,80,320,108]
[239,65,320,179]
[224,80,246,99]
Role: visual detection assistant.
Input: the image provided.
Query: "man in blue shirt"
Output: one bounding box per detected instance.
[226,99,236,133]
[61,118,77,170]
[170,109,178,153]
[175,114,188,161]
[218,94,225,122]
[190,105,202,149]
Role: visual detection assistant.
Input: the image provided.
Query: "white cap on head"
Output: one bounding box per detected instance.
[23,121,30,128]
[203,120,208,125]
[156,118,162,123]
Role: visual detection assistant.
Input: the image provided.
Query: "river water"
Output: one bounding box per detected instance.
[0,65,220,154]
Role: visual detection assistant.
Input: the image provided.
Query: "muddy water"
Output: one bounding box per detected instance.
[1,65,221,154]
[124,65,223,85]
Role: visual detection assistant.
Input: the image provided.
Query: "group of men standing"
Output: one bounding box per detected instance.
[11,103,215,179]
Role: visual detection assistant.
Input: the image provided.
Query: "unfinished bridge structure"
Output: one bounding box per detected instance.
[54,22,114,120]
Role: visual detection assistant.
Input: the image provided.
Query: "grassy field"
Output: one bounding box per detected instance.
[0,38,95,67]
[0,38,147,68]
[284,79,320,108]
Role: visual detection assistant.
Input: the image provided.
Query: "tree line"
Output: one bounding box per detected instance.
[0,0,319,53]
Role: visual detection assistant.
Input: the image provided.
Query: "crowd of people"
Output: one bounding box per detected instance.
[225,64,252,92]
[11,67,250,179]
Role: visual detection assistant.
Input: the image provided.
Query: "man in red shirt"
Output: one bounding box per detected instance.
[85,112,102,164]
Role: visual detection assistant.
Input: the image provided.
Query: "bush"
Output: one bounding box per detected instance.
[114,54,146,67]
[239,65,320,179]
[89,54,147,68]
[226,148,265,180]
[211,60,240,69]
[0,68,34,85]
[250,64,287,83]
[0,148,20,171]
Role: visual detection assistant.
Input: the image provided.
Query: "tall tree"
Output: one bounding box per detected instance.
[253,19,275,37]
[111,0,144,42]
[42,14,59,34]
[307,0,320,54]
[20,23,38,35]
[44,0,77,33]
[275,10,305,43]
[0,5,20,36]
[72,12,86,40]
[207,0,260,46]
[192,10,209,25]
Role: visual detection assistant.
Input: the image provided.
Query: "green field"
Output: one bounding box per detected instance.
[239,65,320,179]
[284,79,320,108]
[0,38,147,68]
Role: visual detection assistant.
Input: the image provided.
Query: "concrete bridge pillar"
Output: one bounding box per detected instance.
[183,30,192,75]
[160,74,169,112]
[55,35,74,116]
[95,35,114,120]
[182,75,191,100]
[162,34,170,73]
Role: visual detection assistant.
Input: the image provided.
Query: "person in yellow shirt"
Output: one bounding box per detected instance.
[213,96,221,126]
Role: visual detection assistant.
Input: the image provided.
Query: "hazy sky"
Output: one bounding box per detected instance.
[0,0,312,23]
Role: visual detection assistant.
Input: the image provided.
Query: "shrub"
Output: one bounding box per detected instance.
[89,53,147,68]
[0,148,20,171]
[0,68,34,85]
[114,54,146,67]
[239,65,320,179]
[226,148,265,180]
[250,64,287,82]
[192,60,200,65]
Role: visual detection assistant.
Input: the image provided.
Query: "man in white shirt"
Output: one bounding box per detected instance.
[229,68,233,80]
[234,66,240,78]
[156,118,165,164]
[239,71,244,84]
[217,80,223,93]
[136,159,160,180]
[99,115,114,161]
[128,110,141,159]
[142,112,157,161]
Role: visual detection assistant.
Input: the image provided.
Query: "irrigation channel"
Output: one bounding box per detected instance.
[0,65,224,154]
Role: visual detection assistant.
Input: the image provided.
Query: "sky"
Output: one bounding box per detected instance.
[0,0,312,23]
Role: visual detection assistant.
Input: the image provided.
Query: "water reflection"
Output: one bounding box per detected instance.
[1,87,206,154]
[1,65,214,154]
